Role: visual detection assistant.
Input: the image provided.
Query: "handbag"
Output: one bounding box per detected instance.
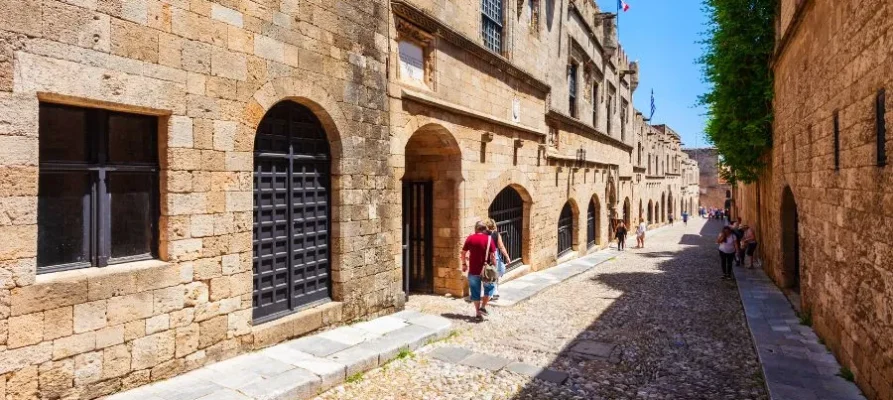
[481,236,499,284]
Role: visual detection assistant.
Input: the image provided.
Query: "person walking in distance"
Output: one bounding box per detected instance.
[681,210,689,226]
[484,218,511,301]
[717,226,739,280]
[635,219,647,248]
[615,221,628,251]
[460,221,498,321]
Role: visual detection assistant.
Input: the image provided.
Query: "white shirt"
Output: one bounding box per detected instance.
[636,223,647,235]
[718,234,737,253]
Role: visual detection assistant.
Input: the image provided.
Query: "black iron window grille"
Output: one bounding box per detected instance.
[489,186,524,271]
[37,103,159,274]
[482,0,504,53]
[586,200,597,247]
[569,63,578,118]
[557,202,574,256]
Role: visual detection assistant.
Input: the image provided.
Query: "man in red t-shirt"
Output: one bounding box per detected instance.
[461,221,497,321]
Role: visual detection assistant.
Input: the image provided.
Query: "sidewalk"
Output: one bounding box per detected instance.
[106,311,452,400]
[735,265,864,400]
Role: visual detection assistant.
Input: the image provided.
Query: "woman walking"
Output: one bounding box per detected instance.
[484,219,511,301]
[717,226,739,279]
[740,224,758,268]
[615,221,628,251]
[635,219,647,248]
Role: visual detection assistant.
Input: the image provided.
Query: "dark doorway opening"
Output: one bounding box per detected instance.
[252,101,331,323]
[557,202,574,256]
[402,181,433,294]
[781,186,800,292]
[489,186,524,271]
[586,198,599,248]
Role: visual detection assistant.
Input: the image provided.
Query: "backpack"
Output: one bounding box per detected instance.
[481,236,499,284]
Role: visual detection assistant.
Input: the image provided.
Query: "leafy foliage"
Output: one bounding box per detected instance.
[698,0,776,183]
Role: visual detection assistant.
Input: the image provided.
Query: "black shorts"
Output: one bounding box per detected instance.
[746,242,758,256]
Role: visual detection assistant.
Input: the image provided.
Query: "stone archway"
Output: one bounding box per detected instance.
[587,195,602,247]
[647,200,654,224]
[622,197,631,228]
[489,185,532,272]
[661,192,666,223]
[781,186,801,292]
[401,123,462,295]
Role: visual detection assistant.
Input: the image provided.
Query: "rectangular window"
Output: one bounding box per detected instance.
[482,0,503,53]
[592,82,599,126]
[877,89,886,166]
[398,40,427,86]
[528,0,540,33]
[606,95,613,134]
[38,103,159,273]
[568,63,578,118]
[833,111,840,170]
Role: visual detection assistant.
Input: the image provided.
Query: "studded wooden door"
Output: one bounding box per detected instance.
[402,181,433,294]
[253,101,331,323]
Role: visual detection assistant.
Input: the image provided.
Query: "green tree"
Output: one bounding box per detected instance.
[698,0,776,183]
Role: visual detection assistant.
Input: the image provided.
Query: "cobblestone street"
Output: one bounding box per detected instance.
[316,219,768,400]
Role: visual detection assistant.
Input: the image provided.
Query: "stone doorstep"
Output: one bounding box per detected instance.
[105,313,453,400]
[427,346,569,384]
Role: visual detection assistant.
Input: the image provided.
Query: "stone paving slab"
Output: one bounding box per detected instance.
[490,247,619,307]
[458,352,512,371]
[735,265,864,400]
[504,362,570,384]
[425,345,570,384]
[106,312,452,400]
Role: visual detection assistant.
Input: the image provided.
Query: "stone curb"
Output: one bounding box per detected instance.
[105,312,453,400]
[733,266,865,400]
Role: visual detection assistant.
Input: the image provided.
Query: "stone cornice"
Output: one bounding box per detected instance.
[546,109,633,151]
[772,0,813,66]
[546,151,619,169]
[401,88,546,137]
[391,0,551,94]
[567,1,606,55]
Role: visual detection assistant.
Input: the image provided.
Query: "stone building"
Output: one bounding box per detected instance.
[732,0,892,398]
[684,147,732,211]
[0,0,697,398]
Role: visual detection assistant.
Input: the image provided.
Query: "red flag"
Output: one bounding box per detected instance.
[621,0,630,11]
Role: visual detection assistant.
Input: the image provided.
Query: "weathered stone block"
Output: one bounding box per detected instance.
[95,325,124,349]
[52,331,96,360]
[73,300,107,333]
[131,330,175,370]
[168,115,194,148]
[191,214,216,237]
[225,151,252,172]
[146,314,170,335]
[175,323,199,357]
[37,359,72,398]
[199,315,227,349]
[102,343,131,379]
[0,0,42,36]
[7,311,44,348]
[44,306,73,341]
[211,4,243,28]
[0,136,37,166]
[211,47,247,81]
[11,277,88,316]
[213,120,238,151]
[110,18,158,63]
[73,351,103,385]
[154,285,185,315]
[106,292,153,326]
[170,307,195,328]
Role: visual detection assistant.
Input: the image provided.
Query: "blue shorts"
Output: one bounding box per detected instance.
[468,274,496,301]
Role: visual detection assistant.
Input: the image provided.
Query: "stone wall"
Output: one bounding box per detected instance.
[734,0,893,398]
[0,0,397,398]
[683,147,731,210]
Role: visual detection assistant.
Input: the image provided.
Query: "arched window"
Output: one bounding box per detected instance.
[557,202,574,256]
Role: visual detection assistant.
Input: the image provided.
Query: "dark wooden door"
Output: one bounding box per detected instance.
[253,101,331,323]
[402,181,433,294]
[587,201,596,247]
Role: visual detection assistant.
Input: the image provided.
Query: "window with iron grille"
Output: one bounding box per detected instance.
[529,0,540,33]
[877,89,886,167]
[38,103,159,274]
[482,0,503,53]
[568,63,578,118]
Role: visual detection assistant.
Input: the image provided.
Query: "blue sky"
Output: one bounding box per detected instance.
[599,0,711,148]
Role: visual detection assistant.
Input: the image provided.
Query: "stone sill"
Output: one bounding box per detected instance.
[555,250,580,266]
[34,259,172,286]
[500,264,530,283]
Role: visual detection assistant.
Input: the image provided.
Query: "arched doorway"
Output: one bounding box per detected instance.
[586,197,601,247]
[781,186,800,291]
[647,200,654,224]
[402,124,461,294]
[661,193,666,223]
[668,192,674,219]
[622,197,631,227]
[489,186,524,271]
[253,101,332,322]
[638,199,643,224]
[557,201,575,256]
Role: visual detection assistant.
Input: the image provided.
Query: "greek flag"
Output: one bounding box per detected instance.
[650,89,656,120]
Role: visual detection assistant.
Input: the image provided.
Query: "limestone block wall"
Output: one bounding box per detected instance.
[734,1,893,398]
[0,0,397,399]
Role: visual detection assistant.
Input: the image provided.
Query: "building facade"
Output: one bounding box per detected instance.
[684,147,732,212]
[733,1,892,398]
[0,0,697,398]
